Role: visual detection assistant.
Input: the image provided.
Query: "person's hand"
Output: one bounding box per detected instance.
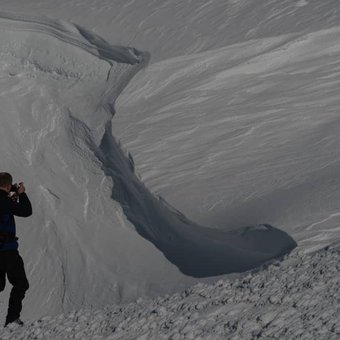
[17,182,26,194]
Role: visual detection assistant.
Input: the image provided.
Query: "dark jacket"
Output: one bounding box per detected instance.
[0,189,32,251]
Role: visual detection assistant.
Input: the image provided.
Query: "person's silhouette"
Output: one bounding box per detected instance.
[0,172,32,327]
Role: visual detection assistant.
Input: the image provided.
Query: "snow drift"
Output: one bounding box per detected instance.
[113,4,340,253]
[0,11,295,318]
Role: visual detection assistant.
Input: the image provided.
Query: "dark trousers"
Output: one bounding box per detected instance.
[0,250,29,324]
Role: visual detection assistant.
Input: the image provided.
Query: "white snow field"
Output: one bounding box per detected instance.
[0,0,339,338]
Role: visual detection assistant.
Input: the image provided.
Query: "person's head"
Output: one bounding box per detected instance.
[0,172,13,193]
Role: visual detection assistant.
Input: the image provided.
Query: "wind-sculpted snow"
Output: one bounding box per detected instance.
[0,12,295,319]
[116,25,340,254]
[98,123,296,277]
[2,0,340,63]
[0,11,142,65]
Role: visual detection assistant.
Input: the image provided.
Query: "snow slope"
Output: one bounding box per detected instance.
[2,244,339,339]
[2,0,340,250]
[0,11,181,320]
[0,10,295,322]
[3,0,337,252]
[115,26,340,249]
[1,0,340,63]
[0,0,339,336]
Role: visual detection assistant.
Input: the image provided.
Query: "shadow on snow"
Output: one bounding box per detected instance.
[96,121,297,278]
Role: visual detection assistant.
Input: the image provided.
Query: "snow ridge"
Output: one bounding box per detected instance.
[0,11,154,318]
[0,11,142,65]
[0,11,295,318]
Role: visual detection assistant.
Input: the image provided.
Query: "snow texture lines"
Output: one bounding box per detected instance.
[0,10,296,318]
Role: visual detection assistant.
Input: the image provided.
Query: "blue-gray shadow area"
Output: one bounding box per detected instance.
[96,121,297,278]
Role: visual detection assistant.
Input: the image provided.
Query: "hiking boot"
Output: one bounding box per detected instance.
[5,318,24,327]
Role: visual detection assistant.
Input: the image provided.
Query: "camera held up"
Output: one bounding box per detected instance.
[10,183,19,192]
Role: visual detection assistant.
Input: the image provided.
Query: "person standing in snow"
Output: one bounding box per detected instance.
[0,172,32,327]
